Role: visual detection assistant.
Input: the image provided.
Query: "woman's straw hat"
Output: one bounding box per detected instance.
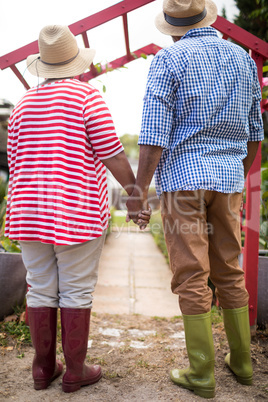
[27,25,96,78]
[155,0,218,36]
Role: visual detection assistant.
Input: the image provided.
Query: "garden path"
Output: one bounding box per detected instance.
[93,229,181,317]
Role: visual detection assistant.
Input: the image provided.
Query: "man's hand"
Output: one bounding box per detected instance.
[126,187,148,221]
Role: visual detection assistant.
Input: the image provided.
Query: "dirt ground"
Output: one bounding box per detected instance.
[0,312,267,402]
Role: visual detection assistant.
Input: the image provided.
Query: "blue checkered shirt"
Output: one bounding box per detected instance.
[138,27,264,197]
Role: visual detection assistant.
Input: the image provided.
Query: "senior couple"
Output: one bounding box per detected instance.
[6,0,263,398]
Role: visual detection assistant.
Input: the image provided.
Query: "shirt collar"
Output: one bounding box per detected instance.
[181,27,218,40]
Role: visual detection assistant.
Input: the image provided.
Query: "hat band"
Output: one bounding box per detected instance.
[164,7,207,27]
[39,49,80,66]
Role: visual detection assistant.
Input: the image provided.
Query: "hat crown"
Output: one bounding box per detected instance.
[38,25,78,64]
[163,0,205,18]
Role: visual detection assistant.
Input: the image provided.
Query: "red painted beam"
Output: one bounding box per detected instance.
[122,14,131,59]
[0,0,156,71]
[82,32,90,49]
[0,41,39,71]
[69,0,156,36]
[243,50,264,330]
[77,44,162,82]
[10,65,30,90]
[243,146,262,329]
[213,15,268,59]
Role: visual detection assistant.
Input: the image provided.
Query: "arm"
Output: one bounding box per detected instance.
[126,145,163,221]
[126,51,174,221]
[243,141,260,178]
[102,151,151,229]
[101,150,135,196]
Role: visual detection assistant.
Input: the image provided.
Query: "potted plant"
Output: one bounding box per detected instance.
[258,166,268,329]
[0,192,27,321]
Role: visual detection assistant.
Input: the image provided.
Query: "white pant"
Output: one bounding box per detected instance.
[20,233,106,309]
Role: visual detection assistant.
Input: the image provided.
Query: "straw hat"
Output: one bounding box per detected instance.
[155,0,218,36]
[27,25,96,78]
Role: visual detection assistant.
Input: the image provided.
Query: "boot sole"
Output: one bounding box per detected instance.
[176,383,215,399]
[226,364,253,385]
[62,371,102,393]
[236,376,253,386]
[34,379,52,390]
[170,373,215,399]
[172,382,215,399]
[34,361,63,390]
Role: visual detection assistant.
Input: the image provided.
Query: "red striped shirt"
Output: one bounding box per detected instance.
[6,79,123,245]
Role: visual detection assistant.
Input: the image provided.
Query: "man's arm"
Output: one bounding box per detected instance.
[126,145,163,222]
[243,141,260,178]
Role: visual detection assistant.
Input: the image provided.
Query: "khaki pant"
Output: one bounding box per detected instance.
[21,232,106,309]
[161,190,248,315]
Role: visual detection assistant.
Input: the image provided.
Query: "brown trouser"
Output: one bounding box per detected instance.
[161,190,249,315]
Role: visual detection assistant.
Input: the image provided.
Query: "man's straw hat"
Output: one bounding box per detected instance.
[27,25,96,78]
[155,0,218,36]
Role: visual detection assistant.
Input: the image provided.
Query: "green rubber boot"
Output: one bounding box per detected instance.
[170,312,215,399]
[223,305,253,385]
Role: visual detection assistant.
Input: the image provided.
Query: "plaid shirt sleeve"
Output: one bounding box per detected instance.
[138,50,177,148]
[248,58,264,142]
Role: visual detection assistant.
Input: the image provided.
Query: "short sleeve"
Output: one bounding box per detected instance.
[83,89,123,159]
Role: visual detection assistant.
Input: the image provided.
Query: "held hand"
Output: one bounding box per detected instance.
[126,192,151,230]
[126,208,151,230]
[126,194,144,223]
[137,208,152,230]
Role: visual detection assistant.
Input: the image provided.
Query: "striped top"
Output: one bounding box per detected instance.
[6,78,123,245]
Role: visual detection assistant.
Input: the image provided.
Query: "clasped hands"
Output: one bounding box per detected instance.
[126,190,151,230]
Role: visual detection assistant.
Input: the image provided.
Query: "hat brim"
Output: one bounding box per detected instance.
[26,48,96,78]
[155,0,217,36]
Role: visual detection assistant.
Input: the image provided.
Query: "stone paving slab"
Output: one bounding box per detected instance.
[93,230,181,317]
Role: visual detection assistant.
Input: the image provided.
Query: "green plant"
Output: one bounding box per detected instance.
[152,316,168,322]
[136,359,149,368]
[104,370,119,379]
[0,306,31,351]
[260,167,268,250]
[150,211,169,264]
[0,196,21,252]
[211,306,223,325]
[108,206,136,235]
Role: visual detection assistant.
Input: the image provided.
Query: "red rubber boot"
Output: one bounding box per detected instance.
[61,308,102,393]
[27,307,63,390]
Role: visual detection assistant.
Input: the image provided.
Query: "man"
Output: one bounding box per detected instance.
[127,0,264,398]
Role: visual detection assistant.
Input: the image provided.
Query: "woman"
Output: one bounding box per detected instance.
[6,25,150,393]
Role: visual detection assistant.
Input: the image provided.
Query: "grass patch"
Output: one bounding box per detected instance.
[170,315,183,322]
[136,359,149,368]
[0,320,31,349]
[150,211,169,263]
[0,304,31,350]
[104,370,119,379]
[211,306,223,325]
[107,208,137,234]
[152,316,169,322]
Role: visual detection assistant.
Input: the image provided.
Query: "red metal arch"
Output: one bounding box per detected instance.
[1,0,268,331]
